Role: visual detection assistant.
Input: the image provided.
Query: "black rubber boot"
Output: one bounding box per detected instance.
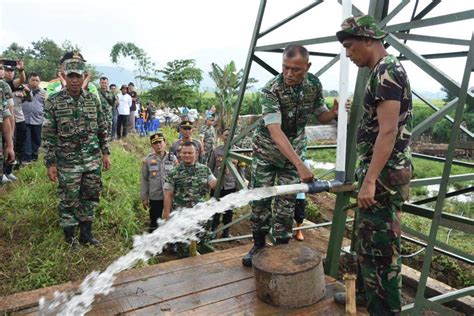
[334,292,368,307]
[242,232,266,267]
[79,221,101,245]
[274,237,290,245]
[63,226,78,247]
[221,228,231,238]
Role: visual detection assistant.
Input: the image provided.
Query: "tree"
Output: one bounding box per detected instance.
[209,61,257,131]
[441,86,456,104]
[241,92,261,115]
[110,42,154,89]
[1,38,95,81]
[143,59,203,108]
[329,90,339,97]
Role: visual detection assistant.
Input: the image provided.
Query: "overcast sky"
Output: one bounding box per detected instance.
[1,0,473,93]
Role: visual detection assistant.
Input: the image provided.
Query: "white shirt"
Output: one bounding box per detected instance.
[117,93,132,115]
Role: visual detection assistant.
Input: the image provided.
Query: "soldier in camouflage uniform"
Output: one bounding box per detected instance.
[335,15,412,315]
[242,45,343,267]
[98,76,116,137]
[42,53,111,246]
[0,79,15,182]
[163,141,217,257]
[200,116,216,164]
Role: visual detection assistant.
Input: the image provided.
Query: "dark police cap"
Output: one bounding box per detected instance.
[180,121,193,128]
[150,133,165,144]
[2,59,17,70]
[60,51,86,64]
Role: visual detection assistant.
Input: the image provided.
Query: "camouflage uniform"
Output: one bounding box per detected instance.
[235,122,253,149]
[336,15,413,315]
[354,54,412,315]
[200,125,215,163]
[163,161,216,257]
[98,89,116,136]
[337,15,413,315]
[42,85,110,228]
[0,80,14,176]
[171,138,203,163]
[251,73,329,240]
[163,162,216,210]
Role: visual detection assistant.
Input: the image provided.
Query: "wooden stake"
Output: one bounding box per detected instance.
[189,240,197,257]
[344,273,357,315]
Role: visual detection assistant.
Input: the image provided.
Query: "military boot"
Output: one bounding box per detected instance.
[274,237,290,245]
[63,226,78,246]
[79,221,101,245]
[242,232,266,267]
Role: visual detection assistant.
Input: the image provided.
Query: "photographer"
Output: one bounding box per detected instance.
[1,59,28,182]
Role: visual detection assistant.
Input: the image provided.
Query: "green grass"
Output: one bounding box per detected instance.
[0,126,204,296]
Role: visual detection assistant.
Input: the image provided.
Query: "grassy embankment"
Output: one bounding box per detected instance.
[0,127,179,296]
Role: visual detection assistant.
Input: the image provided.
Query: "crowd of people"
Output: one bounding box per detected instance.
[0,14,413,315]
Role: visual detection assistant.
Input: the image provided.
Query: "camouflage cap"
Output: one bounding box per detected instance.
[150,132,165,144]
[336,15,386,43]
[60,51,86,64]
[63,58,86,76]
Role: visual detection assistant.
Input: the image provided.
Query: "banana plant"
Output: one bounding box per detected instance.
[209,61,257,132]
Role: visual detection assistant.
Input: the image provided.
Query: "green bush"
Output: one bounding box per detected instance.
[432,119,452,143]
[412,106,432,131]
[305,199,321,222]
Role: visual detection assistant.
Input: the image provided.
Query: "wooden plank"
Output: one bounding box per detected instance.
[125,278,256,315]
[178,282,348,315]
[94,255,252,304]
[90,258,253,315]
[0,245,251,315]
[114,245,250,285]
[127,273,337,315]
[0,282,78,314]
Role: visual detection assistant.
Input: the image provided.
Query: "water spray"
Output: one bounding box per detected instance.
[38,179,345,315]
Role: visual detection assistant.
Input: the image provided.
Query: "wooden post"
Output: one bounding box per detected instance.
[344,273,357,315]
[189,241,197,257]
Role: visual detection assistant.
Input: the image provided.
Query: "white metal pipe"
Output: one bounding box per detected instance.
[335,0,352,182]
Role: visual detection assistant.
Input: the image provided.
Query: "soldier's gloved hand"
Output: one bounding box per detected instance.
[296,163,314,183]
[47,165,58,182]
